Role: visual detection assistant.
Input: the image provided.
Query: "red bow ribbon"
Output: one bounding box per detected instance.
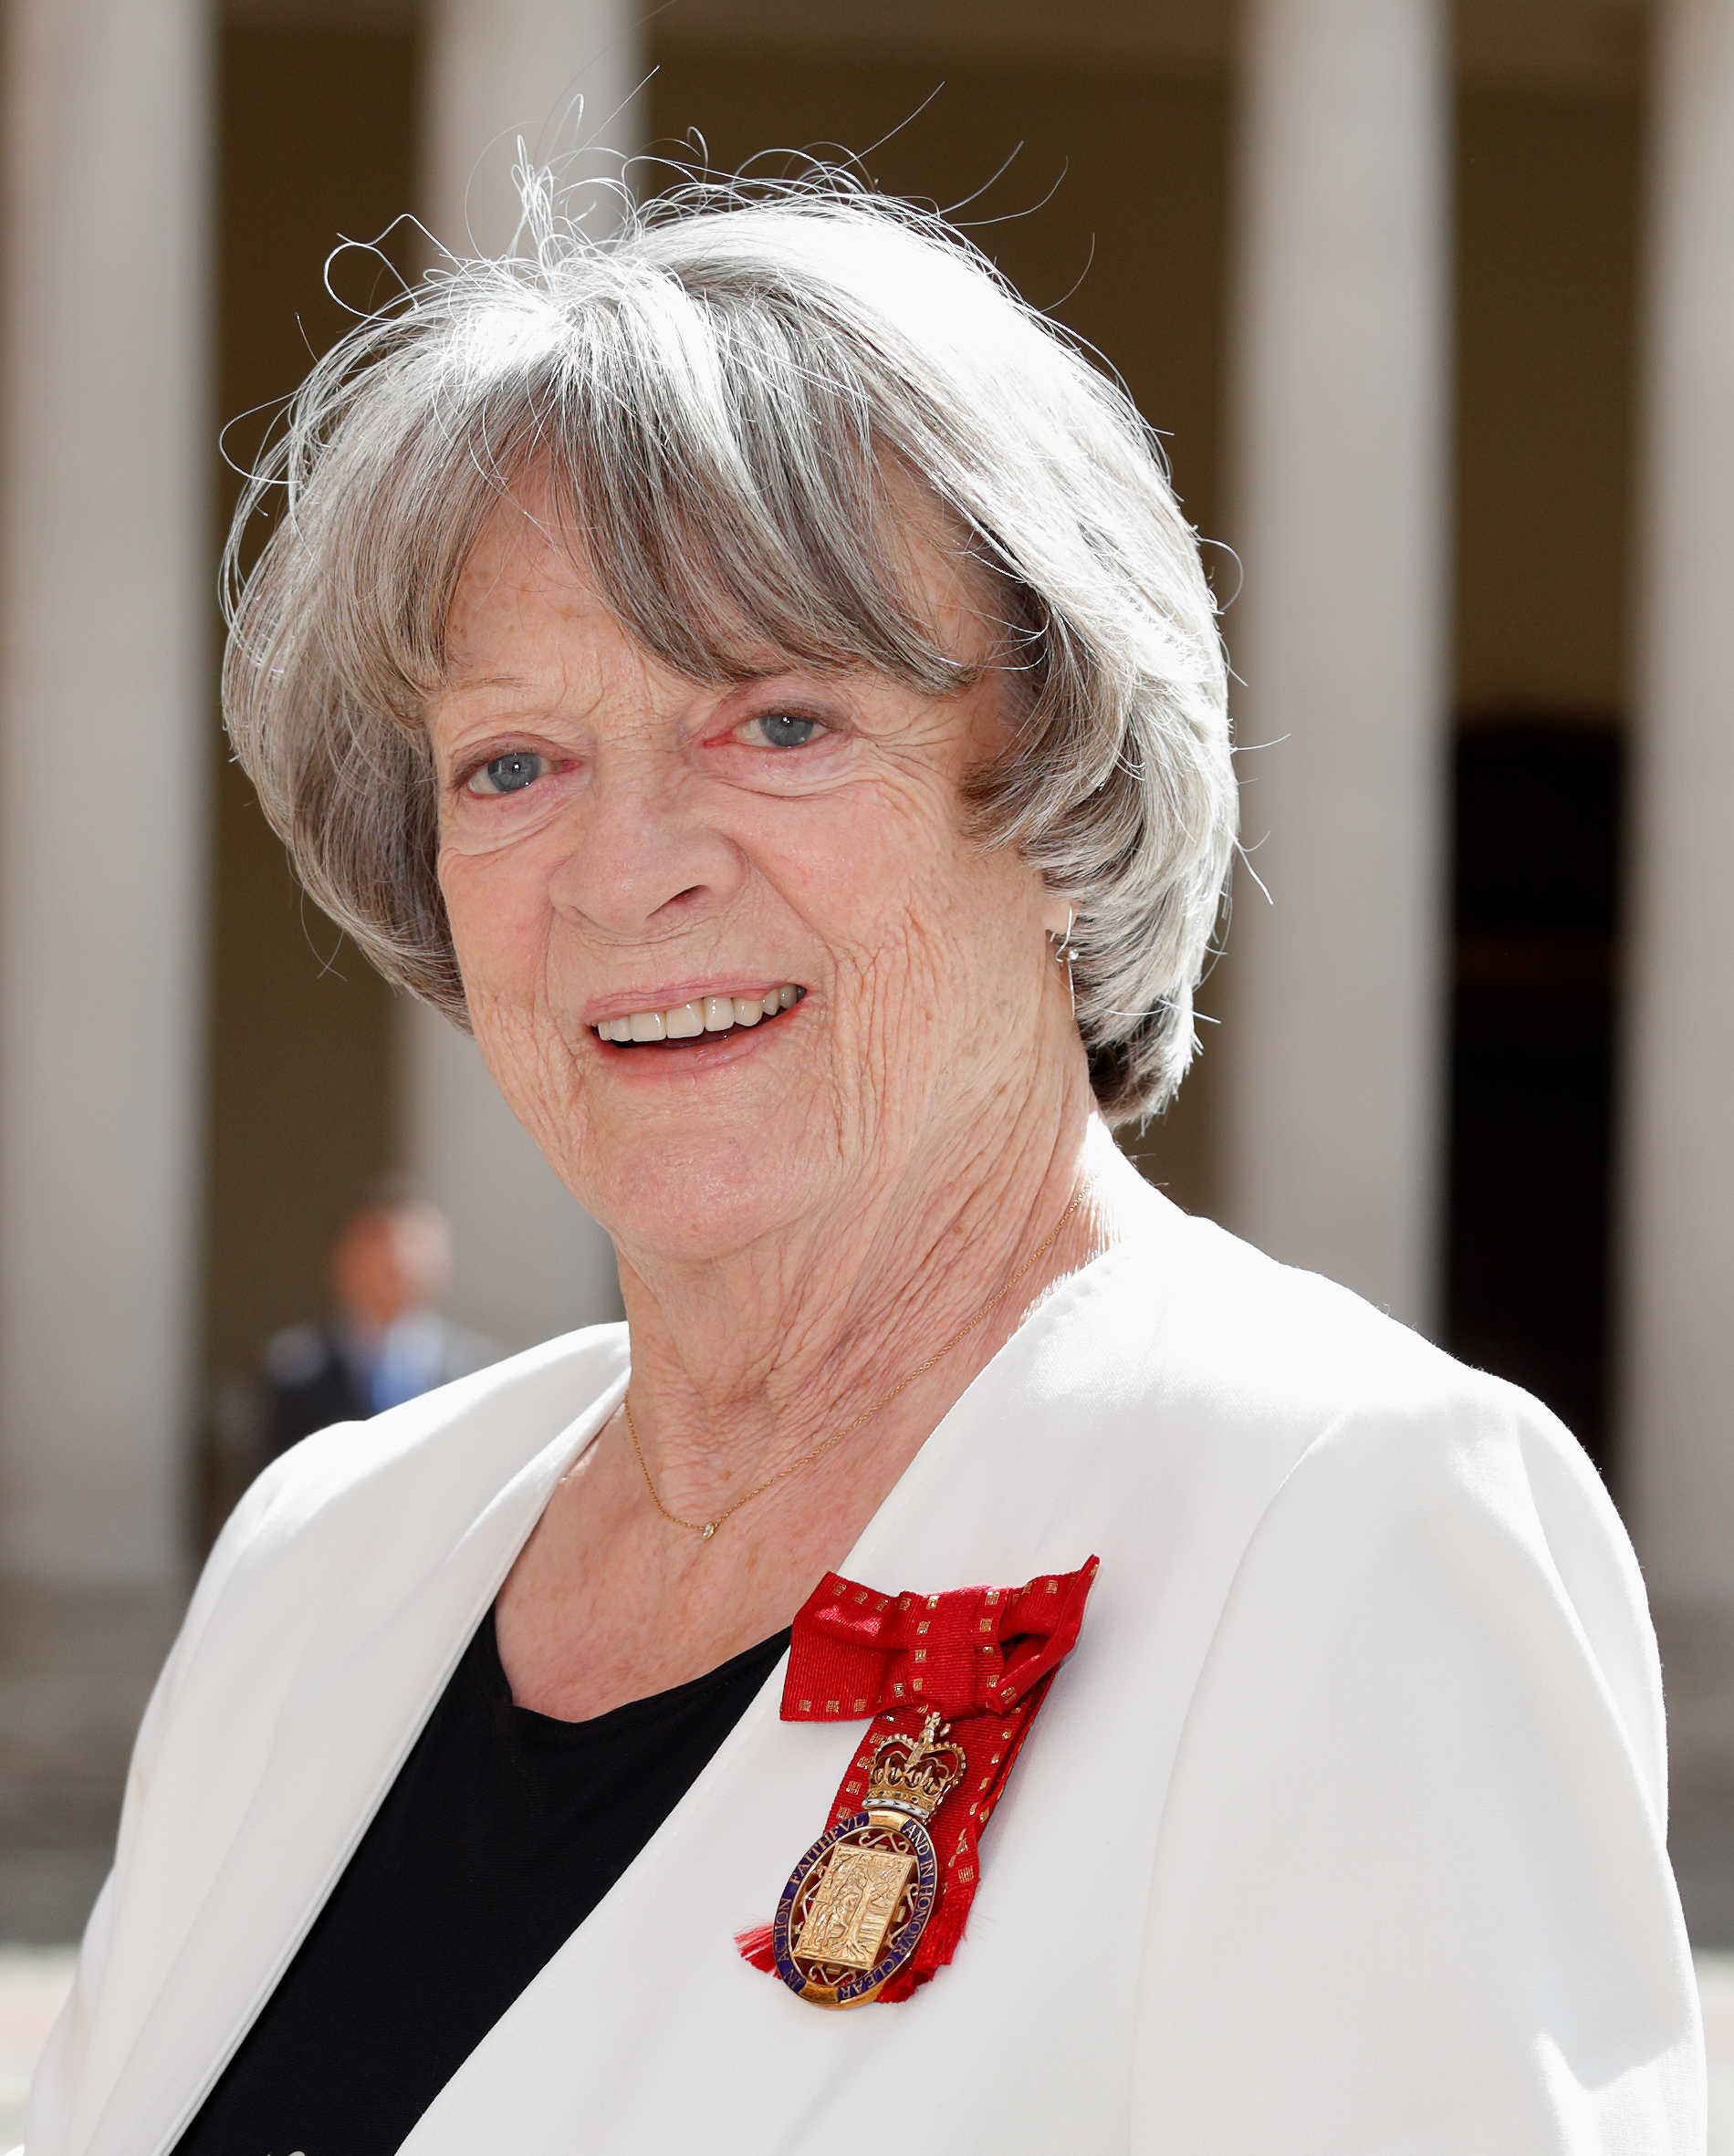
[738,1557,1099,2001]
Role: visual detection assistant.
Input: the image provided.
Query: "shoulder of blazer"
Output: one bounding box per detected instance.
[204,1318,632,1631]
[1093,1188,1524,1452]
[137,1320,632,1755]
[29,1322,632,2156]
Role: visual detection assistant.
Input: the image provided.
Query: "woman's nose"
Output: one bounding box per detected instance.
[546,752,743,941]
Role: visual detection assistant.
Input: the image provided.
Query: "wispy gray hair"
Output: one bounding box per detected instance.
[222,172,1235,1123]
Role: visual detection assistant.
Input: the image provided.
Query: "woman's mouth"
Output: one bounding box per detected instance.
[592,984,804,1048]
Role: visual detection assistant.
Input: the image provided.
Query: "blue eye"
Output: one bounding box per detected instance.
[746,713,821,750]
[466,752,547,796]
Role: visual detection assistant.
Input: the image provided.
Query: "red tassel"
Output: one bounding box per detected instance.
[735,1922,778,1973]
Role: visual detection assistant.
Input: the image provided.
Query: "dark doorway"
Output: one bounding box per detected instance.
[1447,718,1623,1484]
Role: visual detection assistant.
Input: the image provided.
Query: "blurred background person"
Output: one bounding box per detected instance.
[257,1185,498,1464]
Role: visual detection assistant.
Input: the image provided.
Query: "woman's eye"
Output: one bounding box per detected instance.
[465,752,548,797]
[739,713,823,751]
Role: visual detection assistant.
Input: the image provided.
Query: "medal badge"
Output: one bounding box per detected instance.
[737,1557,1100,2007]
[772,1710,964,2006]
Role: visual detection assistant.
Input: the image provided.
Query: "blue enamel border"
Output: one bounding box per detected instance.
[771,1811,940,2006]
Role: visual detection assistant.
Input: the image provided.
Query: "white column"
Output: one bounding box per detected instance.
[1623,0,1734,1604]
[423,0,647,260]
[0,0,212,1581]
[1221,0,1451,1329]
[409,0,642,1349]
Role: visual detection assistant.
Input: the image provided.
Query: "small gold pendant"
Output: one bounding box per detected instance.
[771,1712,964,2008]
[701,1523,716,1540]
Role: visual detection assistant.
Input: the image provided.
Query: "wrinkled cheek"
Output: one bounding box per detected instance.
[440,851,549,1010]
[461,979,550,1108]
[823,910,975,1149]
[854,854,1047,1138]
[440,860,575,1130]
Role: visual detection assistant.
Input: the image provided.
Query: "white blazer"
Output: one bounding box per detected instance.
[25,1182,1704,2154]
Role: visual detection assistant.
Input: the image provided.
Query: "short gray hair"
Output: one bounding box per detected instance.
[222,174,1235,1122]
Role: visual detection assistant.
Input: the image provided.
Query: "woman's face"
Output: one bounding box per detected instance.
[424,497,1080,1268]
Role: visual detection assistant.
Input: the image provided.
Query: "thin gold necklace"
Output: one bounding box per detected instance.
[622,1182,1090,1543]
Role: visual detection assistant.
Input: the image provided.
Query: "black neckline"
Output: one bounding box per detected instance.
[475,1606,792,1743]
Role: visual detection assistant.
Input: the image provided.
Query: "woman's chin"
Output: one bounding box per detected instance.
[609,1198,817,1274]
[581,1125,834,1271]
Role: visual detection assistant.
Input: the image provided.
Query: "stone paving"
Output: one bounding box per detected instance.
[1704,1956,1734,2153]
[1659,1603,1734,1952]
[0,1949,75,2147]
[0,1582,181,1944]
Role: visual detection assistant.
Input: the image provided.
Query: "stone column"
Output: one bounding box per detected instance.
[0,0,212,1581]
[406,0,642,1348]
[423,0,647,259]
[1221,0,1451,1329]
[1623,0,1734,1603]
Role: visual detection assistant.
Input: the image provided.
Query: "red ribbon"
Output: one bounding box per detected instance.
[738,1557,1099,2001]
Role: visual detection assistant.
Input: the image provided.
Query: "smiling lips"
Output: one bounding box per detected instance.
[593,984,804,1046]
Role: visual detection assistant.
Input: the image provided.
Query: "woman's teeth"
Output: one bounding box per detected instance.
[594,984,802,1045]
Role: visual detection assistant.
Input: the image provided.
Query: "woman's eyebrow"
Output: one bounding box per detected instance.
[435,671,538,700]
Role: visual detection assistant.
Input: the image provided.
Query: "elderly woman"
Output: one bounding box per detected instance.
[28,181,1697,2156]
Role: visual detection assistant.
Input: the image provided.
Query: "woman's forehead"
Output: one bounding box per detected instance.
[444,480,1004,690]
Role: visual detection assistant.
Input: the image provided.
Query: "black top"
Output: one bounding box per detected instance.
[173,1609,791,2156]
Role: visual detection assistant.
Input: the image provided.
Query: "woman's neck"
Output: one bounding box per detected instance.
[496,1088,1142,1720]
[611,1075,1113,1534]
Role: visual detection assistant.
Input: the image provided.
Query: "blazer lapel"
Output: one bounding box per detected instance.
[70,1334,629,2156]
[394,1224,1252,2155]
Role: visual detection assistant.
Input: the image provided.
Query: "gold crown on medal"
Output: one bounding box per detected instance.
[863,1711,966,1821]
